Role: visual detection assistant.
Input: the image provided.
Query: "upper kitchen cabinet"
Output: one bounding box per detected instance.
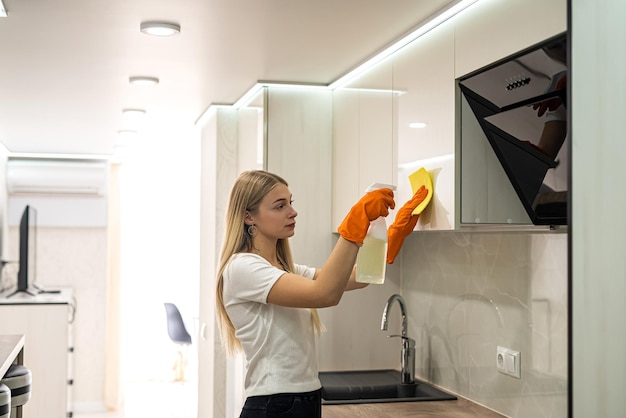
[458,33,569,226]
[454,0,567,227]
[392,23,456,231]
[332,61,396,231]
[454,0,567,79]
[332,0,567,230]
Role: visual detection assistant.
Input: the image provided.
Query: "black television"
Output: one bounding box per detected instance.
[6,205,38,297]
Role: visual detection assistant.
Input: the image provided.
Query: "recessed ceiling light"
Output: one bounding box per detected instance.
[122,108,146,117]
[409,122,427,129]
[118,130,138,141]
[129,76,159,86]
[140,21,181,37]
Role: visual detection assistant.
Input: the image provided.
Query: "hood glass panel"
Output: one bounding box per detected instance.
[458,34,568,225]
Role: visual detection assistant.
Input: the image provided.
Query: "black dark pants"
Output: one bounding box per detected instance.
[239,389,322,418]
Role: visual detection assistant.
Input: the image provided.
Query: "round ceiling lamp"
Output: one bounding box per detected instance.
[122,108,146,117]
[117,130,138,143]
[140,21,181,37]
[129,76,159,86]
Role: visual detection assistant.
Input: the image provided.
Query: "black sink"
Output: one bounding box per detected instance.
[319,369,457,405]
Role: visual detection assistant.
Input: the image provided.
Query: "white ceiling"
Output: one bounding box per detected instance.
[0,0,454,157]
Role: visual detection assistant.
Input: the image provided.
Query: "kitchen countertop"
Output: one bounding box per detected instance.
[0,334,25,376]
[322,396,506,417]
[0,287,73,305]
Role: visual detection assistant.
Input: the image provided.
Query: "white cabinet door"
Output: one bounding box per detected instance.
[454,0,567,78]
[454,0,567,226]
[332,61,395,231]
[393,23,456,231]
[0,304,69,418]
[266,87,334,269]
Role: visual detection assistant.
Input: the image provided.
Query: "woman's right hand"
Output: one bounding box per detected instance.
[337,188,395,244]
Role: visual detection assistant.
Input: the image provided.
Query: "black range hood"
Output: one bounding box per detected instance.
[458,33,568,225]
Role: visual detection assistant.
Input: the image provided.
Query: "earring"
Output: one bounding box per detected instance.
[247,225,258,236]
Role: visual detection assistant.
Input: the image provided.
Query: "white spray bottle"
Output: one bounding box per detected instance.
[356,182,396,284]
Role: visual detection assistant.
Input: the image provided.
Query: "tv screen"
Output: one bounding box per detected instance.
[7,205,37,297]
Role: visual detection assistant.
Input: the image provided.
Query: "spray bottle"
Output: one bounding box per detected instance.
[356,182,396,284]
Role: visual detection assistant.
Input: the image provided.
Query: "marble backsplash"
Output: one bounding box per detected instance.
[401,231,568,418]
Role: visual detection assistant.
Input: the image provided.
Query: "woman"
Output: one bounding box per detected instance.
[215,170,427,417]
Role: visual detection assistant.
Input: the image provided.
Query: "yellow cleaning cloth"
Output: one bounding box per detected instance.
[408,167,433,215]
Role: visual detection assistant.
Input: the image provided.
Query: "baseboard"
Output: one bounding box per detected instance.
[71,401,109,413]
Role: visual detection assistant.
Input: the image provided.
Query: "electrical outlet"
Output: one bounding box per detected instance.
[496,346,521,378]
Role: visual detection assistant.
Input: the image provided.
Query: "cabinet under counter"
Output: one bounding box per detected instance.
[0,288,73,418]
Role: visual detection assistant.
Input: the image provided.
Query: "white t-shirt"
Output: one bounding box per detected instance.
[223,252,321,397]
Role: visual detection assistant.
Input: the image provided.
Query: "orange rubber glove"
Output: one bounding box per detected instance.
[338,188,396,244]
[386,185,428,264]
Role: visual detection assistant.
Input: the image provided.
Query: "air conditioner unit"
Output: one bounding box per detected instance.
[6,158,108,196]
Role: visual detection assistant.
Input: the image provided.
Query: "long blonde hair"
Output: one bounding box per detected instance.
[216,170,323,355]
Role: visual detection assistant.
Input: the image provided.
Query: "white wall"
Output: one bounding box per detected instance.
[401,231,568,417]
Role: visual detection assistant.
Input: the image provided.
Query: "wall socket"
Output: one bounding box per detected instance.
[496,346,521,378]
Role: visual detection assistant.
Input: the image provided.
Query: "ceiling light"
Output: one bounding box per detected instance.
[140,21,181,37]
[122,108,146,117]
[117,130,138,142]
[129,76,159,86]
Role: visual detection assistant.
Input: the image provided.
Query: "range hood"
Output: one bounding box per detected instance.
[458,33,568,225]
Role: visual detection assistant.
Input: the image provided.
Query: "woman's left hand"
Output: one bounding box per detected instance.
[386,186,428,264]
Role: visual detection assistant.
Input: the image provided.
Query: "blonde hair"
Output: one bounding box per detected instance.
[216,170,324,355]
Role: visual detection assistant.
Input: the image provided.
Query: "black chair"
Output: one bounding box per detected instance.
[164,303,192,381]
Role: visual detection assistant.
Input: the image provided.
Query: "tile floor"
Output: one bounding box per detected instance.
[73,379,197,418]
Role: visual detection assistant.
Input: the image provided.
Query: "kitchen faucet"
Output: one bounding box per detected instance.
[381,294,415,384]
